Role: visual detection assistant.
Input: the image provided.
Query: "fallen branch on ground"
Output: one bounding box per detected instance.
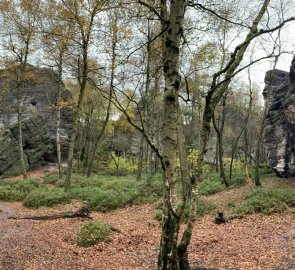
[8,206,92,220]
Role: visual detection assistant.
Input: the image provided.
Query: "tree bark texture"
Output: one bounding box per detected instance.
[158,0,186,269]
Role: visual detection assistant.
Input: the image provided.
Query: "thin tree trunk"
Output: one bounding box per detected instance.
[17,98,27,179]
[137,134,144,180]
[212,96,228,187]
[65,46,89,192]
[56,55,64,180]
[85,12,118,177]
[244,129,254,190]
[56,106,62,179]
[177,106,190,200]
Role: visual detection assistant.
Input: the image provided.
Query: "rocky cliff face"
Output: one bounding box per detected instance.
[263,58,295,177]
[0,65,72,178]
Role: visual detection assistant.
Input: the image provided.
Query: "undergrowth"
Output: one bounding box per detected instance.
[154,199,217,222]
[77,220,112,247]
[23,188,71,208]
[0,178,40,201]
[1,172,162,209]
[235,188,295,215]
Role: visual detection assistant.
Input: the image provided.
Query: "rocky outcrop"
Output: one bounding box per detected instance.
[263,57,295,177]
[0,65,72,178]
[0,116,52,178]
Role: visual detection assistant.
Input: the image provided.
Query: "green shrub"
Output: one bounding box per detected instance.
[108,156,137,175]
[0,179,40,201]
[259,166,273,175]
[77,177,104,188]
[0,187,26,201]
[23,188,70,208]
[87,189,141,211]
[70,187,101,201]
[268,189,295,207]
[235,189,295,216]
[196,199,217,217]
[199,179,224,195]
[228,176,246,188]
[43,172,59,185]
[66,175,161,211]
[77,220,111,247]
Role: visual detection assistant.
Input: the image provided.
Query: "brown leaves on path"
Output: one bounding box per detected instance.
[0,178,294,270]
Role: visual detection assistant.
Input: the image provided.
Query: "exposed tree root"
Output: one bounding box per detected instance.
[214,211,240,224]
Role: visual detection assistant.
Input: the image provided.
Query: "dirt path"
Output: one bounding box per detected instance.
[0,203,28,270]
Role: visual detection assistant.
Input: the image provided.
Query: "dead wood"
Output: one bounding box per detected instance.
[8,206,92,220]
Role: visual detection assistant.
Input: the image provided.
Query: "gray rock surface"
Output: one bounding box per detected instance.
[0,65,72,178]
[263,57,295,177]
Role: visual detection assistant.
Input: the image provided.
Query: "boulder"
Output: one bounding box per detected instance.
[0,65,72,178]
[0,116,52,178]
[263,57,295,177]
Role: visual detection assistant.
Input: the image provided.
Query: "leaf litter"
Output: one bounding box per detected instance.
[0,176,294,270]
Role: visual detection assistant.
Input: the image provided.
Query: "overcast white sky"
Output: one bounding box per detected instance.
[250,21,295,90]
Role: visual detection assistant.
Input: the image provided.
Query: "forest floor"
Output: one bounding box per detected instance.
[0,170,294,270]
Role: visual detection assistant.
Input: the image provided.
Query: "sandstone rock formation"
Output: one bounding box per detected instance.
[0,65,72,178]
[263,57,295,177]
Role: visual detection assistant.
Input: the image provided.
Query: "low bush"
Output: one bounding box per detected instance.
[235,189,295,216]
[87,189,141,211]
[0,178,40,201]
[23,188,70,208]
[43,172,59,185]
[268,189,295,207]
[108,156,138,175]
[196,199,217,217]
[77,220,111,247]
[259,166,273,175]
[1,173,162,210]
[228,176,246,188]
[199,178,224,196]
[77,177,104,188]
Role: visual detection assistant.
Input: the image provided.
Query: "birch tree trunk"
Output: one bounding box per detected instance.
[158,1,186,269]
[176,1,271,268]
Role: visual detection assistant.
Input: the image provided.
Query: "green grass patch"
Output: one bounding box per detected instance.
[23,188,70,208]
[235,188,295,216]
[77,220,112,247]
